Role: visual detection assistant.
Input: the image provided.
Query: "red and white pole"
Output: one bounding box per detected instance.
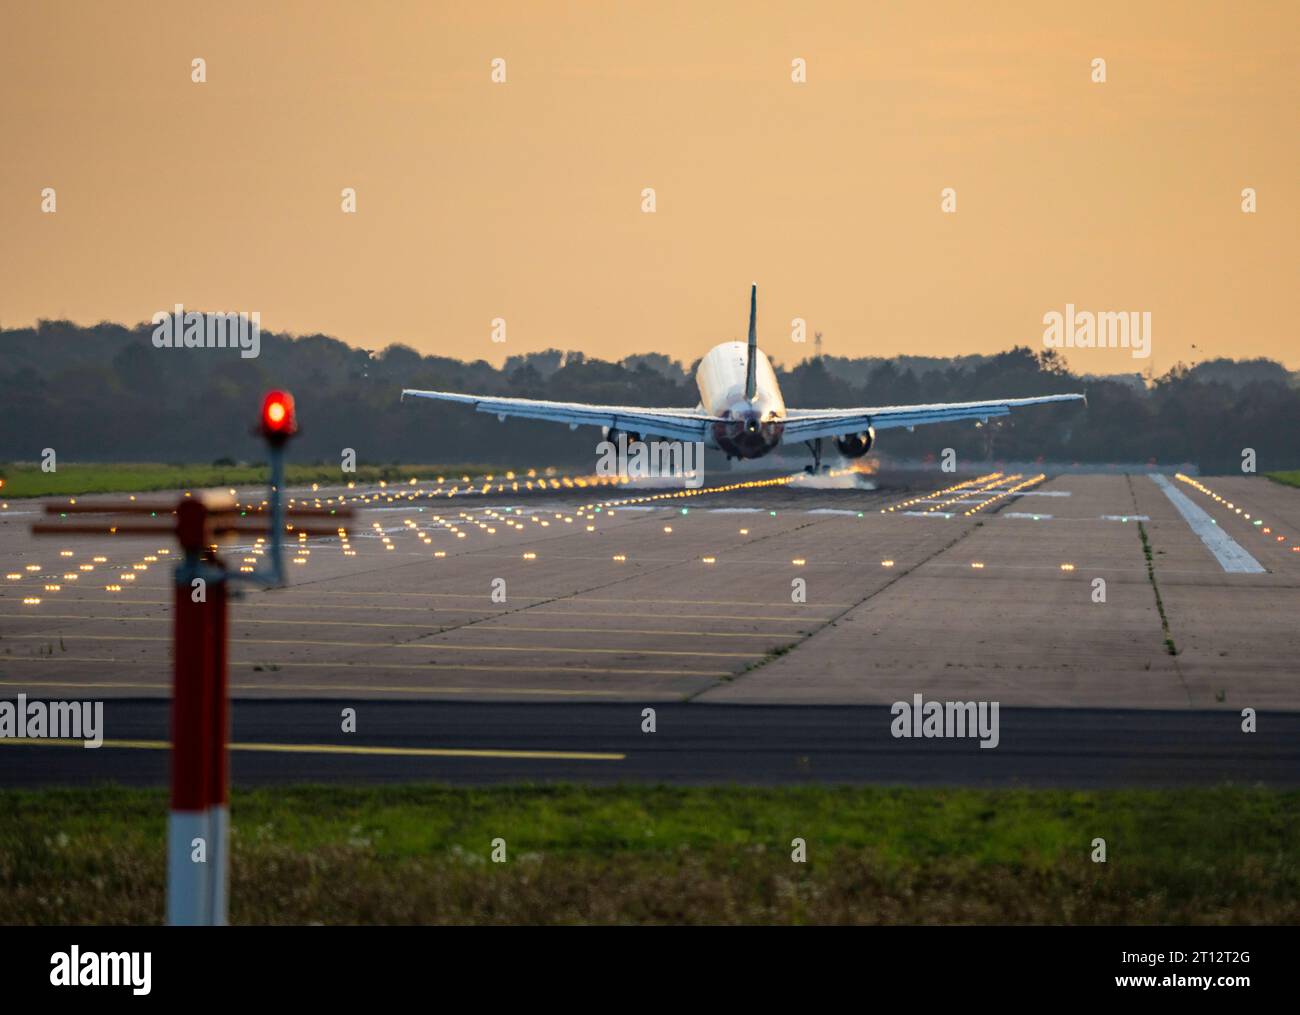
[167,500,229,925]
[161,394,306,925]
[36,393,316,927]
[206,576,230,925]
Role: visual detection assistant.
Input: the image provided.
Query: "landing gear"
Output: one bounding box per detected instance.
[803,438,826,474]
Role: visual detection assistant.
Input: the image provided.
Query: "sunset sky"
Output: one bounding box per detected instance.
[2,0,1297,374]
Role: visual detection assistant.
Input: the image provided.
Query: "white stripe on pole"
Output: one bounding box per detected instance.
[167,811,211,926]
[207,805,230,926]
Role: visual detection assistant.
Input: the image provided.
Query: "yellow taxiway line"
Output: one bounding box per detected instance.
[0,738,624,761]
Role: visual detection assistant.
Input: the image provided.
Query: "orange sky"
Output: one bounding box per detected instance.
[2,0,1296,374]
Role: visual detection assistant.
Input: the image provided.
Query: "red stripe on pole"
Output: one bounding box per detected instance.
[171,577,213,811]
[209,577,229,808]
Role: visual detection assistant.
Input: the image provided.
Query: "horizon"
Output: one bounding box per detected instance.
[7,314,1293,382]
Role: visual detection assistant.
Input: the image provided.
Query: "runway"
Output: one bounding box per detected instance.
[3,468,1298,713]
[4,699,1300,787]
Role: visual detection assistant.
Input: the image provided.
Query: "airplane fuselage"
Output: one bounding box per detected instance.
[696,341,786,459]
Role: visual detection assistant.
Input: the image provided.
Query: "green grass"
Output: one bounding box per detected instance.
[2,784,1296,924]
[1137,519,1178,656]
[0,462,501,499]
[1266,471,1300,490]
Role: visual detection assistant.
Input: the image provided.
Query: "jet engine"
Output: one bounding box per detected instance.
[602,426,643,446]
[834,428,875,458]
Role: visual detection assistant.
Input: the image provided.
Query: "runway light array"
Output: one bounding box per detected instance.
[1175,474,1298,552]
[928,473,1010,513]
[883,473,1000,513]
[962,474,1047,516]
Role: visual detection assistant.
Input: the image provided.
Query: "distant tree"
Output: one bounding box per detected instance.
[1,320,1296,473]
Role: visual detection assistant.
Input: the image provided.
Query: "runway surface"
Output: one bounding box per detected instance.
[3,468,1297,712]
[4,699,1299,787]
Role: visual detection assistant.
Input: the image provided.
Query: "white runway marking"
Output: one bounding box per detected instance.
[1150,475,1265,574]
[1003,512,1054,520]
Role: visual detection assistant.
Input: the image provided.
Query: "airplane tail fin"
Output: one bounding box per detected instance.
[745,283,758,401]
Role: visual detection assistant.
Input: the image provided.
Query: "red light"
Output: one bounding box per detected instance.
[260,390,297,441]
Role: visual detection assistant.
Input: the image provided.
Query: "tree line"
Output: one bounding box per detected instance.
[2,319,1296,475]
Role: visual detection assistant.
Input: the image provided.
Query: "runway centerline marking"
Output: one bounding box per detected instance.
[0,738,625,761]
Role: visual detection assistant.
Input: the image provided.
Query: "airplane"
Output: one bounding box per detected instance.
[402,285,1086,472]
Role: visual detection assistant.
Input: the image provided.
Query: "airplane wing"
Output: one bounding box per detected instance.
[780,393,1086,443]
[400,389,723,443]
